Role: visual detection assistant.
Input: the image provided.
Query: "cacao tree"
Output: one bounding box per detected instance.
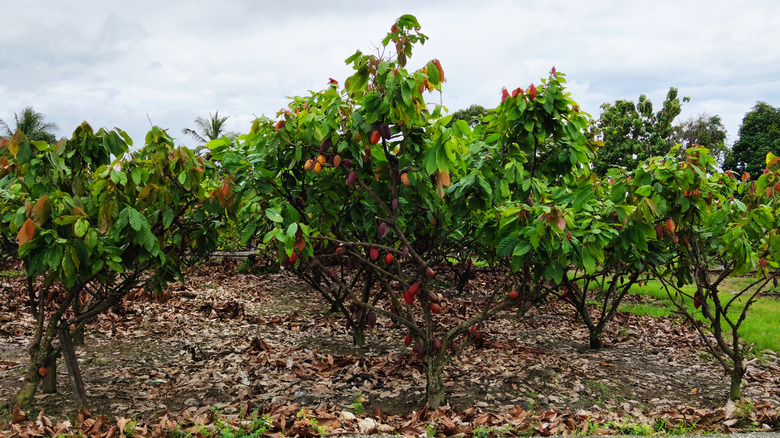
[0,125,220,410]
[629,146,780,400]
[213,17,599,407]
[499,167,655,349]
[486,74,656,350]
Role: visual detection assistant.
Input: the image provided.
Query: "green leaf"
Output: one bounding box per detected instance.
[162,208,174,228]
[16,140,32,164]
[426,61,440,85]
[581,248,596,274]
[573,187,594,210]
[265,208,283,223]
[110,169,128,186]
[610,182,626,203]
[128,209,148,232]
[552,263,564,284]
[286,222,299,239]
[635,185,653,197]
[53,216,79,225]
[401,81,413,106]
[497,236,520,257]
[513,243,532,257]
[106,260,125,273]
[74,218,89,238]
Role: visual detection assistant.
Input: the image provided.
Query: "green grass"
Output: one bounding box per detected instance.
[623,277,780,352]
[619,302,672,318]
[0,270,24,278]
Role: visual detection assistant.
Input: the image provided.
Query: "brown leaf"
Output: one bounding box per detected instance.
[556,215,566,231]
[16,218,35,246]
[294,230,306,253]
[11,404,27,424]
[35,410,52,432]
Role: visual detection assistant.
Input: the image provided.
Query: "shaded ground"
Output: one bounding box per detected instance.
[1,260,779,436]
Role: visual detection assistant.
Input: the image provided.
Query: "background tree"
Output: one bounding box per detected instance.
[590,88,687,175]
[0,106,58,144]
[447,104,488,128]
[723,102,780,178]
[672,113,728,165]
[183,111,235,153]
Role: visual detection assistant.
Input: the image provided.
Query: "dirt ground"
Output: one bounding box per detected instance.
[1,259,779,435]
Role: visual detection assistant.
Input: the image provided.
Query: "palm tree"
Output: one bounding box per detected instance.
[183,111,231,145]
[0,106,58,143]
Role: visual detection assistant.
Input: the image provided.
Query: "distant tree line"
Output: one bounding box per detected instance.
[3,97,778,179]
[446,96,777,178]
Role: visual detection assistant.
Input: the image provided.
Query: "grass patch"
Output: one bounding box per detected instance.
[0,270,24,278]
[626,277,780,352]
[618,302,671,318]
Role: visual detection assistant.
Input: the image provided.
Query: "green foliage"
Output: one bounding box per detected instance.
[123,417,138,437]
[183,111,238,156]
[672,113,728,165]
[447,104,488,128]
[590,88,687,175]
[724,101,780,179]
[352,393,366,415]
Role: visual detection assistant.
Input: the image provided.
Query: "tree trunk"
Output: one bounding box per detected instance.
[352,326,366,347]
[41,358,57,394]
[59,327,89,409]
[729,357,744,400]
[71,326,85,346]
[14,364,42,410]
[15,341,53,410]
[425,358,446,408]
[589,327,604,349]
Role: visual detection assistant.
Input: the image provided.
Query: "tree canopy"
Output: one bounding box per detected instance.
[590,88,686,175]
[672,113,728,165]
[723,101,780,178]
[0,106,58,144]
[447,104,488,128]
[183,111,234,152]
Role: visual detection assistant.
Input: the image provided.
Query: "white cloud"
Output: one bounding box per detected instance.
[1,0,779,149]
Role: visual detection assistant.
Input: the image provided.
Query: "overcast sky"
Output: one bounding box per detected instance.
[1,1,778,150]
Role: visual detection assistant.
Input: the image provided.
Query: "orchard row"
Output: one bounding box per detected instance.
[1,14,778,410]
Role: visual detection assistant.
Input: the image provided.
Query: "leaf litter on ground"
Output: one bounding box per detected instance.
[0,259,778,437]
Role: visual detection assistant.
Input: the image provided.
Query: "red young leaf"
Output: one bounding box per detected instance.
[528,84,537,100]
[501,87,509,103]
